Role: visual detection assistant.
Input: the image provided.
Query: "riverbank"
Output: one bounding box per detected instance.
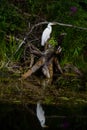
[0,70,87,105]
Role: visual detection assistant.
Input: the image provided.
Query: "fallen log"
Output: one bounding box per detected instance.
[21,44,63,83]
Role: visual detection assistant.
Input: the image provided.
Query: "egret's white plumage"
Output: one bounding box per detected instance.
[41,22,56,46]
[36,102,46,127]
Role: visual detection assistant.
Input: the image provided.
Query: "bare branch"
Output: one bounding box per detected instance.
[14,21,48,54]
[55,22,87,30]
[14,21,87,55]
[26,21,48,36]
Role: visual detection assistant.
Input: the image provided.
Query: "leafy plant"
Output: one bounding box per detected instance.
[49,37,57,47]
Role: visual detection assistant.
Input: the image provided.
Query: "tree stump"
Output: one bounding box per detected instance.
[21,44,63,84]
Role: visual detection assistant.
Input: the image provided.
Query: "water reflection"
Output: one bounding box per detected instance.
[0,103,87,130]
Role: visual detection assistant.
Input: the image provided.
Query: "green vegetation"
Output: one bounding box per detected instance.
[0,0,87,88]
[0,3,87,130]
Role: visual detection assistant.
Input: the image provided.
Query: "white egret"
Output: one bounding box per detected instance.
[36,102,47,128]
[41,22,57,46]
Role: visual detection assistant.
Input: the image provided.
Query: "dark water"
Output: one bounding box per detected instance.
[0,103,87,130]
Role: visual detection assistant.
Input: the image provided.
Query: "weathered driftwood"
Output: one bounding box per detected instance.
[22,44,62,80]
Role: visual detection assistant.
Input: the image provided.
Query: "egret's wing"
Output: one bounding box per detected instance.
[36,102,46,127]
[36,102,45,120]
[36,102,45,115]
[39,103,45,115]
[41,28,50,46]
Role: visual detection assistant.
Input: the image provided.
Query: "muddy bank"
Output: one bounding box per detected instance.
[0,70,87,105]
